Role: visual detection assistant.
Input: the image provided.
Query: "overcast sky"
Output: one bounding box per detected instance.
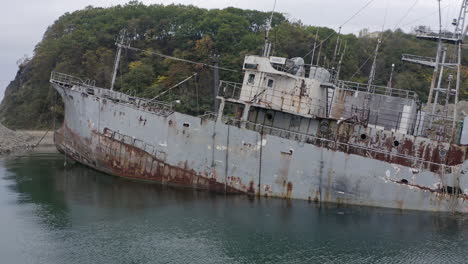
[0,0,463,102]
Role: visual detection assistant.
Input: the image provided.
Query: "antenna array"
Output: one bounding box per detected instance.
[402,0,468,141]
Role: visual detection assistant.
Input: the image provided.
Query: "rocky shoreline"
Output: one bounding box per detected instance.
[0,123,54,155]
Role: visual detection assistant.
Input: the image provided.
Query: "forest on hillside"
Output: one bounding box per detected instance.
[1,1,467,128]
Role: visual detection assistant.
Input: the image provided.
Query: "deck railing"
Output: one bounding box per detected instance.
[220,115,460,169]
[50,72,96,87]
[50,71,174,117]
[336,81,416,100]
[217,79,462,143]
[218,80,329,117]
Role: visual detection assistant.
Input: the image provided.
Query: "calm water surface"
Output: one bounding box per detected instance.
[0,150,467,264]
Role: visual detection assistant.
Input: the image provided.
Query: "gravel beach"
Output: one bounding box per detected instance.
[0,123,54,155]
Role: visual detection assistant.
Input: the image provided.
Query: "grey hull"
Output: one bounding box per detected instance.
[52,82,468,213]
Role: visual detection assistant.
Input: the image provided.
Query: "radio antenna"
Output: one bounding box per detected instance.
[111,29,128,91]
[263,0,277,57]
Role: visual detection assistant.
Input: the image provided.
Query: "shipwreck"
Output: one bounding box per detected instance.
[50,1,468,213]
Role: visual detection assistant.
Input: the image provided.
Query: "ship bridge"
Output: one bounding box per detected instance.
[218,55,421,136]
[218,55,332,118]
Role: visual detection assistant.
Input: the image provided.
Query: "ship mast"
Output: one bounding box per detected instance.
[427,0,444,105]
[111,29,127,91]
[335,41,347,84]
[367,38,381,91]
[367,3,387,92]
[451,0,468,139]
[263,0,277,57]
[332,27,342,65]
[311,28,319,66]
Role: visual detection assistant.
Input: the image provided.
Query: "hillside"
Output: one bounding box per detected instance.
[1,2,467,128]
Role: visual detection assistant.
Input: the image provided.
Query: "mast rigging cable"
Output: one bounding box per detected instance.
[151,73,198,100]
[303,0,377,59]
[350,0,420,80]
[120,45,238,73]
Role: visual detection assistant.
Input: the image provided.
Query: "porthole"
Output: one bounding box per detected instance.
[394,141,400,147]
[361,134,367,140]
[320,121,329,134]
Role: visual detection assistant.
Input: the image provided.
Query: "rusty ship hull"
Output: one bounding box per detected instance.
[51,74,468,214]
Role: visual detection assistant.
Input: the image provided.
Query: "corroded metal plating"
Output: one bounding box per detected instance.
[51,76,468,213]
[313,120,467,174]
[56,125,243,194]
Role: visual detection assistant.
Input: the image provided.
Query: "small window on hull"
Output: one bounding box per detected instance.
[248,74,255,84]
[244,63,258,69]
[267,79,274,88]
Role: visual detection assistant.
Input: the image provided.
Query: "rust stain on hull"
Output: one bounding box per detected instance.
[314,121,468,174]
[392,179,468,200]
[55,126,244,194]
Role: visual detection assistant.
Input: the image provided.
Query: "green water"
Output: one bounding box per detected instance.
[0,150,467,264]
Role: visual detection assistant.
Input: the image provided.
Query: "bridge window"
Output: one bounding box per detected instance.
[267,79,274,88]
[248,74,255,84]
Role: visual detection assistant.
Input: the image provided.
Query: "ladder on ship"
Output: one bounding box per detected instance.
[321,83,336,117]
[327,88,335,116]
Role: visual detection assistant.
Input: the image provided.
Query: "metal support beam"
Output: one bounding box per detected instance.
[431,47,447,115]
[452,43,462,142]
[111,30,126,91]
[367,38,381,91]
[212,54,220,113]
[216,97,225,123]
[427,41,442,104]
[240,103,251,129]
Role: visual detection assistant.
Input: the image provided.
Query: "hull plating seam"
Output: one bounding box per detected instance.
[55,126,245,194]
[51,82,468,213]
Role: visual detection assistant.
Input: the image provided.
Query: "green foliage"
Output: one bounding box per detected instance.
[0,2,466,128]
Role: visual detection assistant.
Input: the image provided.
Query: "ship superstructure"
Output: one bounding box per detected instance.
[50,1,468,213]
